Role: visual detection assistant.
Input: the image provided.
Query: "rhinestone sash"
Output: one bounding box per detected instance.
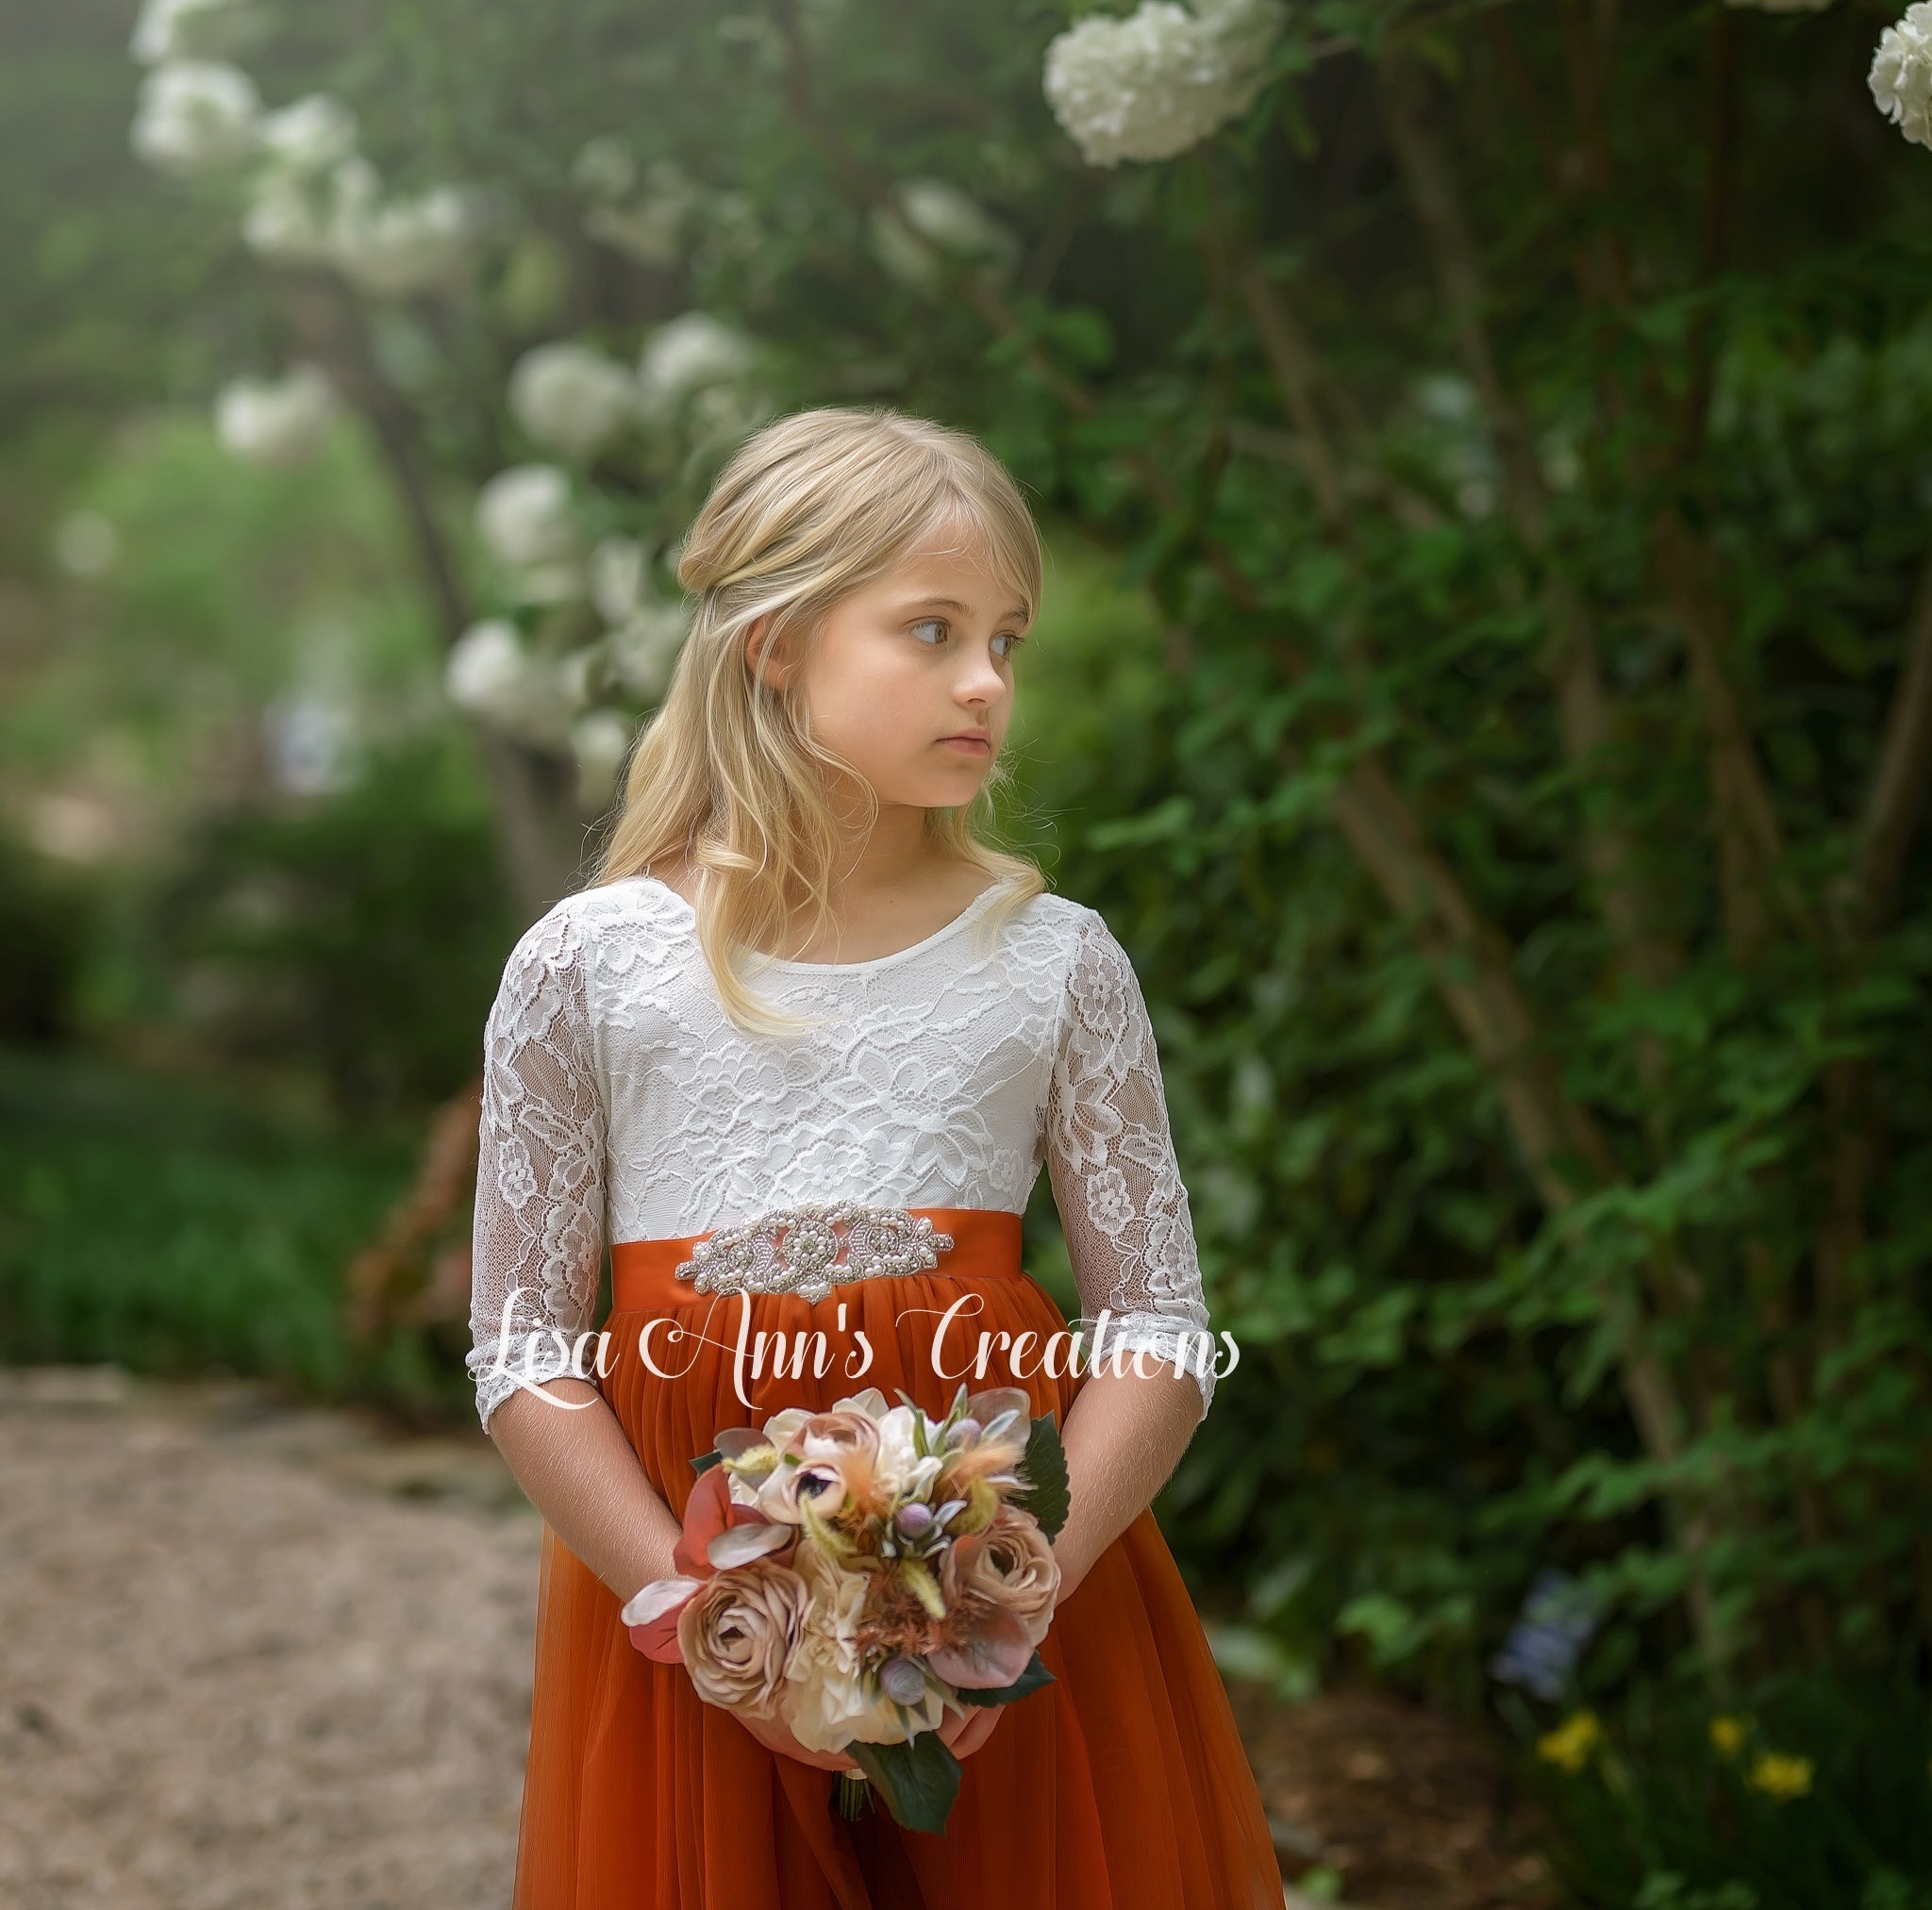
[608,1205,1024,1313]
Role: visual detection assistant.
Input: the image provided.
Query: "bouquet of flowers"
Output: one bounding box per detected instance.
[620,1381,1070,1833]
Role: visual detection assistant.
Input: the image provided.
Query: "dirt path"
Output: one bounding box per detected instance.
[0,1367,1546,1910]
[0,1368,539,1910]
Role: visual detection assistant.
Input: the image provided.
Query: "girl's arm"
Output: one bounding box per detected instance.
[466,903,679,1604]
[1043,908,1221,1603]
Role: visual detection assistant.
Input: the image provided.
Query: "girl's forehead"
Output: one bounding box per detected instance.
[884,526,1033,618]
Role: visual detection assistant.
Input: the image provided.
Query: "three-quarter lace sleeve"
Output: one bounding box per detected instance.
[1045,909,1218,1421]
[466,903,608,1431]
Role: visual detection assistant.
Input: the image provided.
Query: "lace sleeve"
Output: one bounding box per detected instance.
[1045,908,1217,1421]
[466,903,608,1432]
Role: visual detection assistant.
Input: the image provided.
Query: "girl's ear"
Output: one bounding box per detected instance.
[742,610,791,692]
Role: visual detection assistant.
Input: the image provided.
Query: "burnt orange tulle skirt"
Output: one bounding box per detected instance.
[512,1208,1282,1909]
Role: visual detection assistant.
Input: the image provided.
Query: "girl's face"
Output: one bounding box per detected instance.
[758,528,1030,817]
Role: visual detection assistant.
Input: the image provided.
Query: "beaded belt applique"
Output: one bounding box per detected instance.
[672,1202,956,1303]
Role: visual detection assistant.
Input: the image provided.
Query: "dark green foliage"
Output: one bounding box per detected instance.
[133,738,518,1122]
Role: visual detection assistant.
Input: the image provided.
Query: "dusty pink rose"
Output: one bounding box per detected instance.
[939,1504,1061,1649]
[676,1564,809,1719]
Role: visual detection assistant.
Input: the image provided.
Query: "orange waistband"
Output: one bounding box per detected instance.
[609,1206,1023,1314]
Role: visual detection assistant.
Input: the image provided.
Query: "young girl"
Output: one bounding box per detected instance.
[467,407,1282,1908]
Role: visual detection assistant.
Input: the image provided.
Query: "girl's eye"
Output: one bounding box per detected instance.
[909,617,1026,662]
[909,618,947,645]
[992,633,1025,661]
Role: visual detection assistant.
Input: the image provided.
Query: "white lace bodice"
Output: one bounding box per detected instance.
[465,874,1218,1428]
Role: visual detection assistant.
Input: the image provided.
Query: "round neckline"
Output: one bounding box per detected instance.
[633,872,1009,974]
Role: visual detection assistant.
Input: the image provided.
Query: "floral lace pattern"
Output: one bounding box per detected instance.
[466,876,1218,1427]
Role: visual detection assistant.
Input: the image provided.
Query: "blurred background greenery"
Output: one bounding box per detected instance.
[7,0,1932,1902]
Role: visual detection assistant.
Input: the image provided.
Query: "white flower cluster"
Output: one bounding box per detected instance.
[131,60,260,174]
[572,140,701,268]
[1873,5,1932,149]
[636,311,758,431]
[130,0,252,66]
[243,133,480,299]
[444,620,583,749]
[870,177,1019,291]
[127,6,481,302]
[213,363,339,467]
[508,342,636,463]
[1041,0,1287,168]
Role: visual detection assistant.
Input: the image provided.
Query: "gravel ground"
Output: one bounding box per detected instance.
[0,1368,540,1910]
[0,1366,1542,1910]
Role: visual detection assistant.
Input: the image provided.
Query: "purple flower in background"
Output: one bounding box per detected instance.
[1487,1568,1604,1702]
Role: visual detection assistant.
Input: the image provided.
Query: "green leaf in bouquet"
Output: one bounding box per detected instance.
[689,1448,723,1474]
[1010,1412,1070,1538]
[846,1730,962,1835]
[948,1650,1057,1708]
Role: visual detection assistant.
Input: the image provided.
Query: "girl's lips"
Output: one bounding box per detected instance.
[939,736,991,754]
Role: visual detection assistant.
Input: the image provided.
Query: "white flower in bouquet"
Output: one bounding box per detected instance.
[328,165,479,298]
[1042,0,1285,168]
[1874,6,1932,149]
[871,178,1019,290]
[129,0,251,65]
[508,341,636,462]
[131,60,260,174]
[477,465,577,572]
[636,312,756,421]
[780,1548,948,1751]
[213,364,338,467]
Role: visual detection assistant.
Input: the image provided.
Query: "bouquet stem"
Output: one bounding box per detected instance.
[833,1770,874,1819]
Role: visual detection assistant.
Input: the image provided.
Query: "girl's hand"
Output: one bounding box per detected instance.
[937,1699,1005,1763]
[738,1704,861,1774]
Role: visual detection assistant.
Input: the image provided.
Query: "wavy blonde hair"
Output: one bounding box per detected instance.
[591,406,1048,1036]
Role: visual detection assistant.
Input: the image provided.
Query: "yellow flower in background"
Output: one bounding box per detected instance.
[1708,1715,1748,1757]
[1745,1752,1814,1802]
[1538,1710,1604,1774]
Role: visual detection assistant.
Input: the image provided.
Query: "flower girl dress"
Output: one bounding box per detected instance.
[468,872,1283,1908]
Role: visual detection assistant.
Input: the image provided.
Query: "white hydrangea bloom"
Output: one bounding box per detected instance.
[871,177,1019,289]
[242,167,340,265]
[130,60,260,174]
[1041,0,1286,168]
[1873,5,1932,149]
[571,135,638,200]
[476,464,577,573]
[52,512,123,581]
[508,341,636,462]
[636,312,755,418]
[446,621,527,722]
[327,164,479,298]
[570,709,634,805]
[608,604,689,700]
[446,621,577,744]
[588,537,647,625]
[257,93,357,172]
[129,0,251,65]
[213,364,338,467]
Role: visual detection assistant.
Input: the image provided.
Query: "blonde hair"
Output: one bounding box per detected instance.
[591,406,1048,1036]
